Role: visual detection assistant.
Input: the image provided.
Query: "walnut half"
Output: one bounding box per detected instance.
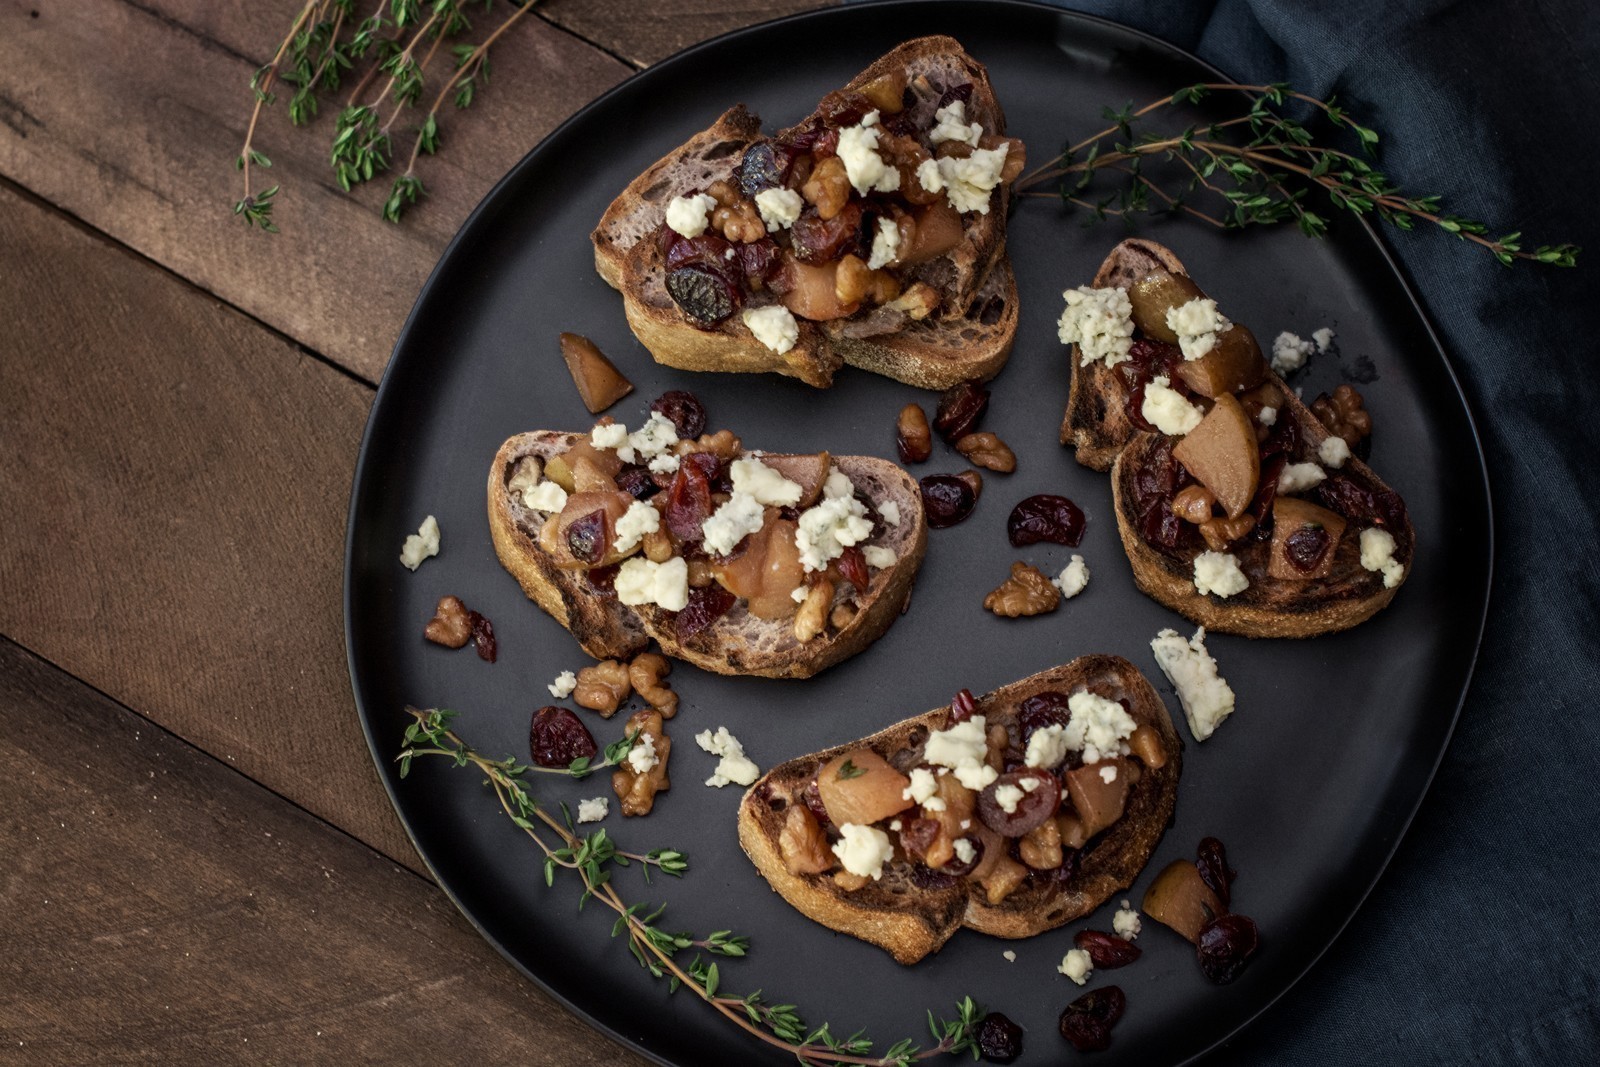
[1311,384,1373,448]
[574,660,631,717]
[983,562,1060,618]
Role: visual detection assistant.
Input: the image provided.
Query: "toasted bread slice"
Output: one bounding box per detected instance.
[592,37,1017,389]
[488,432,927,678]
[1061,238,1415,637]
[738,655,1181,963]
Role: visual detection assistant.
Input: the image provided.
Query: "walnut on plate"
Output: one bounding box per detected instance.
[983,562,1060,618]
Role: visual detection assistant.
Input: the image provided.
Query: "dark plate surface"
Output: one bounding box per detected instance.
[344,3,1491,1064]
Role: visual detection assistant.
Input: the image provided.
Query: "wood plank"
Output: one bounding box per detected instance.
[0,179,428,869]
[539,0,835,68]
[0,0,629,383]
[0,638,649,1066]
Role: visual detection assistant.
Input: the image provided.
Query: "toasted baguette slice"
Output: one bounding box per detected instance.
[592,37,1017,389]
[738,655,1181,963]
[488,432,927,678]
[1061,238,1416,637]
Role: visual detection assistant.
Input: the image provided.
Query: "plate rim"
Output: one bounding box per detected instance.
[342,3,1495,1063]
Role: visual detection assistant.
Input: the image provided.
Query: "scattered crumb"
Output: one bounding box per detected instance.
[577,797,609,824]
[1002,950,1016,963]
[548,670,577,698]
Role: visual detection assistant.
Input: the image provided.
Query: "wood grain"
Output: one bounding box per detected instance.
[539,0,835,67]
[0,179,426,868]
[0,0,629,383]
[0,638,649,1066]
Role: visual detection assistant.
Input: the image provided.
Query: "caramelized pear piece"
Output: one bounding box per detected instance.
[1268,497,1348,580]
[559,332,634,414]
[1142,859,1226,943]
[898,201,965,267]
[758,452,833,507]
[816,748,913,827]
[1127,270,1208,343]
[544,440,624,493]
[1063,760,1131,838]
[1173,325,1269,398]
[550,490,635,570]
[858,69,908,114]
[782,258,861,321]
[1172,393,1260,519]
[710,515,804,620]
[1128,725,1168,770]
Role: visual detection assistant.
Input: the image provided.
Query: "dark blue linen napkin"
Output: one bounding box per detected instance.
[848,0,1600,1059]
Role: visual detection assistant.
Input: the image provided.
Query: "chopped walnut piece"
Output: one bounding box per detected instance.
[423,595,472,648]
[794,580,834,643]
[707,179,766,243]
[675,429,742,460]
[1019,819,1064,870]
[835,254,901,305]
[611,708,670,816]
[627,653,677,718]
[574,660,631,717]
[1199,514,1257,552]
[829,602,858,630]
[983,562,1060,618]
[778,804,835,875]
[1172,485,1218,524]
[1311,384,1373,448]
[896,403,932,463]
[832,869,872,892]
[686,558,715,589]
[955,432,1017,473]
[642,525,674,563]
[888,282,940,320]
[801,156,851,220]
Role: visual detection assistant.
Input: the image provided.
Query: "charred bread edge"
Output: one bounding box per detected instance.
[489,434,929,679]
[737,654,1181,963]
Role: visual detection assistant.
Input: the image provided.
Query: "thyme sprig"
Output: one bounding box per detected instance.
[398,706,983,1066]
[401,706,638,781]
[234,0,542,230]
[1016,82,1578,267]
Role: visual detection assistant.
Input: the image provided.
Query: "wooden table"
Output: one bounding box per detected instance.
[0,2,824,1060]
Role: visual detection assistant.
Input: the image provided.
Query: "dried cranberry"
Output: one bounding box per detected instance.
[737,238,785,292]
[468,611,496,663]
[920,474,976,528]
[1196,913,1259,984]
[898,817,941,862]
[935,82,974,111]
[1017,691,1072,744]
[565,508,607,564]
[735,141,786,197]
[666,264,741,326]
[950,689,979,723]
[1195,837,1236,908]
[1257,415,1299,460]
[1007,495,1086,548]
[675,583,734,639]
[1316,473,1408,529]
[836,545,870,591]
[1250,454,1287,534]
[1059,986,1125,1053]
[1284,523,1332,572]
[932,379,989,442]
[649,389,707,439]
[616,466,659,500]
[529,706,597,768]
[882,107,918,137]
[663,461,713,541]
[586,563,619,597]
[977,770,1059,838]
[976,1012,1024,1064]
[790,202,865,263]
[1046,847,1081,884]
[664,231,733,272]
[801,775,832,828]
[909,863,961,890]
[816,89,873,128]
[1074,929,1142,968]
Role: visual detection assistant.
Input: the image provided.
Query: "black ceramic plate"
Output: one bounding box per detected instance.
[344,3,1490,1063]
